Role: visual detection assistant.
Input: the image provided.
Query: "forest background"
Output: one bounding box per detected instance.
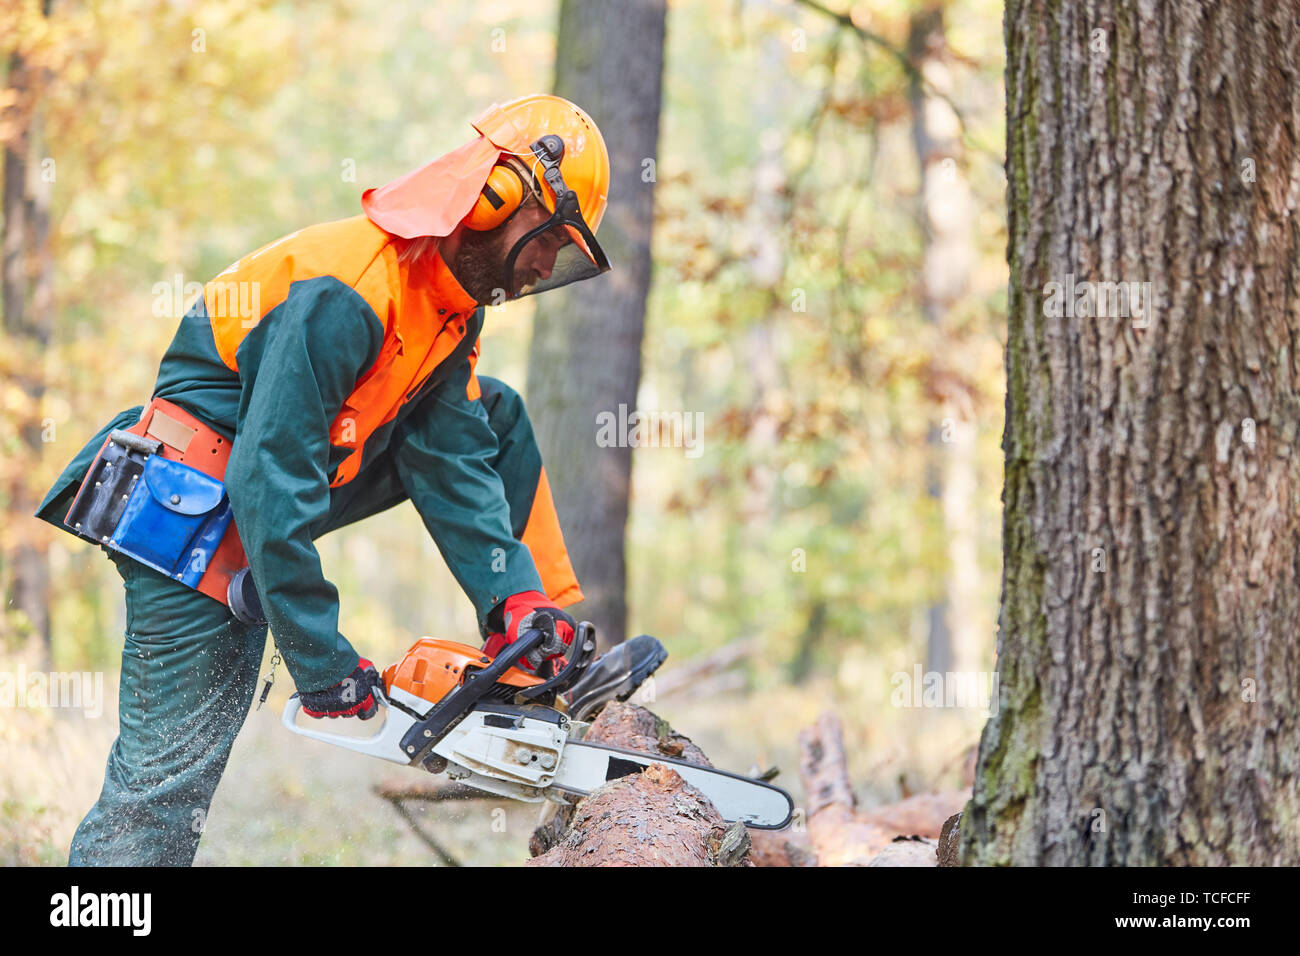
[0,0,1007,864]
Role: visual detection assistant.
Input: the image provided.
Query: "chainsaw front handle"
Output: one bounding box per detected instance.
[281,683,414,765]
[515,621,598,702]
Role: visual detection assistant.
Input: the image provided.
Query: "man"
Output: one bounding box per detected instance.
[34,94,621,866]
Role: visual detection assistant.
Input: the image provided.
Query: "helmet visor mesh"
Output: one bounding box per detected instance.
[502,207,611,299]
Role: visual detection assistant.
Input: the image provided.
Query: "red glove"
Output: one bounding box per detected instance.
[483,591,576,671]
[299,658,382,719]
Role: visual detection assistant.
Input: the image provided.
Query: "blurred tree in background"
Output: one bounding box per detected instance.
[528,0,667,649]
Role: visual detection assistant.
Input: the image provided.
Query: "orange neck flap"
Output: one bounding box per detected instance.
[362,136,504,240]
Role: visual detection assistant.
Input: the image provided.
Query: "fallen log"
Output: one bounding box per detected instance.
[858,788,971,839]
[528,701,770,867]
[798,711,896,864]
[870,835,940,866]
[528,763,751,866]
[569,699,714,765]
[798,710,956,866]
[746,827,817,867]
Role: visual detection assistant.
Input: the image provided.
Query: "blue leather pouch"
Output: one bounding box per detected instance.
[109,453,234,586]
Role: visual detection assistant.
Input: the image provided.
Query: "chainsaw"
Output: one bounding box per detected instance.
[281,624,794,828]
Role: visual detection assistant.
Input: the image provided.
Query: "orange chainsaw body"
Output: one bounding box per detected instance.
[382,638,545,707]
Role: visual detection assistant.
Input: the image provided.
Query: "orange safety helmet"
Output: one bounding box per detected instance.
[362,94,612,299]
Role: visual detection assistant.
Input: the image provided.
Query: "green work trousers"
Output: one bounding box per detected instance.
[68,376,550,866]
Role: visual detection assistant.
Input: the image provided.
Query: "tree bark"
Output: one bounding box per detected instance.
[963,0,1300,865]
[527,0,667,648]
[936,811,962,866]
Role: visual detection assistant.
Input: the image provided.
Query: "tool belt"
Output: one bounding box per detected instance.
[63,397,265,624]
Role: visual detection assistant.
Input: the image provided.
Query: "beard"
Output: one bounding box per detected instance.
[448,223,515,306]
[448,190,550,303]
[447,226,506,304]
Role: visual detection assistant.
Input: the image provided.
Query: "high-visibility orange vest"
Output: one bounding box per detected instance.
[203,214,482,488]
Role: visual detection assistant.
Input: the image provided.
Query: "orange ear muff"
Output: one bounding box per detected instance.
[464,162,528,231]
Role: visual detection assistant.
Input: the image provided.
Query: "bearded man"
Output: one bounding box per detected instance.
[36,94,660,866]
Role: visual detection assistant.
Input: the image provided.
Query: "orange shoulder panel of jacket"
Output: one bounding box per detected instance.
[205,215,395,372]
[521,466,584,607]
[324,246,481,489]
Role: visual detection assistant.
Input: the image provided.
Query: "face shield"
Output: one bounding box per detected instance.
[500,136,612,299]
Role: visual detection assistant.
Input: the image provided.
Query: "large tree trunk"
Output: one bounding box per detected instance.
[963,1,1300,865]
[526,0,667,648]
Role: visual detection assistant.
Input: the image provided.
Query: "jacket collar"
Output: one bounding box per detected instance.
[428,248,480,316]
[397,241,481,319]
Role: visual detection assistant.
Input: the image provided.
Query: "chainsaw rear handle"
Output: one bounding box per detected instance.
[281,682,413,765]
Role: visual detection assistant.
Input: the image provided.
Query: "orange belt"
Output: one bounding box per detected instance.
[94,397,250,609]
